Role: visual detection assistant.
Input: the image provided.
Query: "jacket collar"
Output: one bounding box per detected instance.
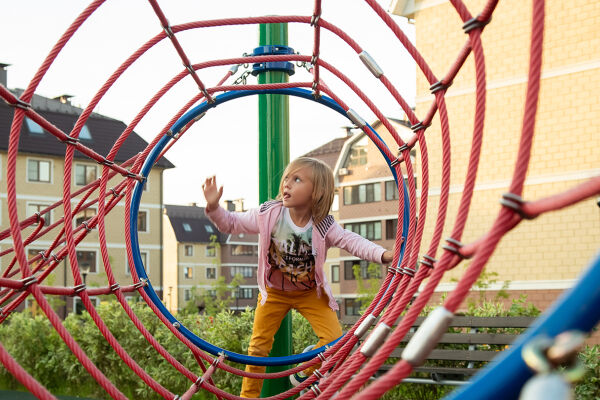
[259,200,334,238]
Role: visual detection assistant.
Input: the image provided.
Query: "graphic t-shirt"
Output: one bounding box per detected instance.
[267,207,316,290]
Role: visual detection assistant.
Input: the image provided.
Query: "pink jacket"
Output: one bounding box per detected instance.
[206,200,386,311]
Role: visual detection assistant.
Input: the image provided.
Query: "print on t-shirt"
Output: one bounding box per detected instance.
[267,208,316,290]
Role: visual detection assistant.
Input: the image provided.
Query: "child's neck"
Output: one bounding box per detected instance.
[287,206,312,227]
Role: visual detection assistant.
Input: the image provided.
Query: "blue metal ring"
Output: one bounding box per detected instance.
[129,87,411,366]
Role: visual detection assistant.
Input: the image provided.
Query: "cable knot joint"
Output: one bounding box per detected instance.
[19,276,38,291]
[430,80,452,94]
[411,121,431,132]
[7,97,32,110]
[463,14,492,34]
[500,192,535,220]
[442,237,465,258]
[73,283,86,294]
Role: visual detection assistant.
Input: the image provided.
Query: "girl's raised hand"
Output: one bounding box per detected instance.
[202,176,223,212]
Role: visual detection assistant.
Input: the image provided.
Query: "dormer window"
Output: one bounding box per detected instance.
[183,223,192,232]
[79,124,92,140]
[205,224,214,233]
[345,136,368,167]
[25,117,44,134]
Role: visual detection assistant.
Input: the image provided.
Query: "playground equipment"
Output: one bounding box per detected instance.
[0,0,598,399]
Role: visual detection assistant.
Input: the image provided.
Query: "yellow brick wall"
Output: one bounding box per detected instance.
[411,0,600,285]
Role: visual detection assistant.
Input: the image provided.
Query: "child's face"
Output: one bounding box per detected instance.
[281,166,314,210]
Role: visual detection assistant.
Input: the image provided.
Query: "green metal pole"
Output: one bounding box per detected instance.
[257,22,293,397]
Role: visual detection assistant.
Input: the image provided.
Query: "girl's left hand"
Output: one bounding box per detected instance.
[382,250,394,264]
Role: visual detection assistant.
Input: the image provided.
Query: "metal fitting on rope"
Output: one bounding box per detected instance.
[403,267,416,277]
[361,323,391,357]
[110,187,120,198]
[229,64,240,75]
[346,109,367,129]
[133,278,148,289]
[110,283,120,292]
[354,314,377,338]
[185,64,195,75]
[193,112,207,122]
[387,265,400,274]
[463,14,491,34]
[173,321,181,329]
[500,192,535,220]
[201,87,215,104]
[173,396,180,400]
[420,254,437,269]
[34,212,42,222]
[317,352,327,362]
[7,97,32,110]
[73,284,86,294]
[402,307,454,366]
[430,80,452,94]
[390,157,402,167]
[19,276,38,291]
[442,237,465,258]
[162,20,174,38]
[411,121,431,132]
[62,135,80,145]
[310,14,321,27]
[359,51,384,78]
[51,253,63,263]
[99,158,114,166]
[313,370,324,379]
[398,144,411,154]
[38,251,48,261]
[310,384,322,396]
[81,220,92,232]
[194,377,204,386]
[310,54,319,65]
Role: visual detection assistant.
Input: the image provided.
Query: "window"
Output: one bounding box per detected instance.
[25,117,44,134]
[345,221,381,240]
[205,224,214,233]
[207,289,217,297]
[27,159,51,183]
[184,289,192,302]
[75,164,97,186]
[79,125,92,140]
[76,250,97,273]
[182,223,192,232]
[343,183,381,205]
[344,260,381,280]
[206,267,216,279]
[75,208,96,226]
[345,136,368,167]
[184,266,193,279]
[137,210,148,232]
[231,266,253,278]
[205,246,216,257]
[231,245,255,256]
[331,264,339,283]
[27,203,51,226]
[345,298,362,316]
[234,288,253,299]
[185,245,194,256]
[74,297,99,315]
[385,180,399,201]
[126,251,147,276]
[386,219,398,240]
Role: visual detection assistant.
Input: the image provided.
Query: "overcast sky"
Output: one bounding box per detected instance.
[3,1,415,209]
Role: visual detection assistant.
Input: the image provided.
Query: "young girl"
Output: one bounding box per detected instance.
[203,157,393,398]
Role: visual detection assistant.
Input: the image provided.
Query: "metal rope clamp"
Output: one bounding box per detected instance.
[519,331,587,400]
[250,45,296,77]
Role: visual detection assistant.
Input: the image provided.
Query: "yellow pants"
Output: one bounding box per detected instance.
[240,286,342,398]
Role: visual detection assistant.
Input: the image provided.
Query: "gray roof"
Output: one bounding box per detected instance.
[0,89,174,168]
[164,204,225,243]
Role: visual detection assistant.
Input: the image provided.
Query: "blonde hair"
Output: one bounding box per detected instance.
[276,157,335,224]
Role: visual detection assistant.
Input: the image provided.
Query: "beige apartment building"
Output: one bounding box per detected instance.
[390,0,600,309]
[0,76,173,317]
[162,204,222,313]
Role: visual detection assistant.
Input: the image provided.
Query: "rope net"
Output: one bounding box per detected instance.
[0,0,598,399]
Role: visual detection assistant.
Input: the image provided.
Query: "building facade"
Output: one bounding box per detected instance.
[390,0,600,310]
[0,78,173,317]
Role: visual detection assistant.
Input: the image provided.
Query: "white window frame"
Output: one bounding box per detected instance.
[74,163,98,186]
[185,244,194,256]
[126,251,149,276]
[183,289,192,302]
[184,266,193,279]
[73,296,100,314]
[26,201,52,227]
[137,209,150,233]
[205,245,216,257]
[26,157,53,184]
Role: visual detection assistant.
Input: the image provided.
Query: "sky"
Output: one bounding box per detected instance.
[2,1,415,209]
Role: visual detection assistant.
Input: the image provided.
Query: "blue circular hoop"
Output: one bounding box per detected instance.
[129,87,411,366]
